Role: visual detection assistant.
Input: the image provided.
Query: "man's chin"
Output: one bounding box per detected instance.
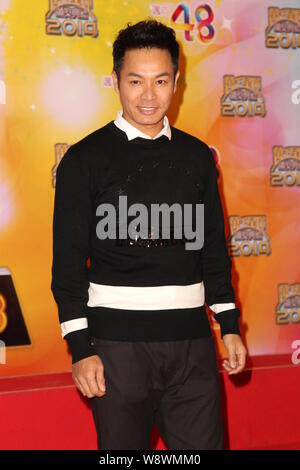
[133,112,164,125]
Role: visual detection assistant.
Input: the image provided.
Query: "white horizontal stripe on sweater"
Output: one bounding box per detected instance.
[61,318,88,338]
[87,281,205,310]
[209,302,236,313]
[60,283,236,337]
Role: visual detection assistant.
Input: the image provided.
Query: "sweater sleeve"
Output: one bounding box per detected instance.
[201,147,241,338]
[51,145,96,363]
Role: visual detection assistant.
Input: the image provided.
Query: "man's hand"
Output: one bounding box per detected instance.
[222,334,247,375]
[72,355,106,398]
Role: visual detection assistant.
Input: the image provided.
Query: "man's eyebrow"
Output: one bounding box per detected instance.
[126,72,172,78]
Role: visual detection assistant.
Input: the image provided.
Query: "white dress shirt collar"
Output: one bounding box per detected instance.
[114,109,172,141]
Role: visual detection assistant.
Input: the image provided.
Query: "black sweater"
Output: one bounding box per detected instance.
[51,120,241,363]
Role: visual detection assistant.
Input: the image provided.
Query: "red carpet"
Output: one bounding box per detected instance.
[0,354,299,450]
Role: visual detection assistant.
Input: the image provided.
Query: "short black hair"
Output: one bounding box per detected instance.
[112,18,179,86]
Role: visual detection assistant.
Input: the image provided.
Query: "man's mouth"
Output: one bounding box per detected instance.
[137,107,158,115]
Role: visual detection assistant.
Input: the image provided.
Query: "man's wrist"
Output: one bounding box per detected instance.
[214,307,241,339]
[64,328,96,364]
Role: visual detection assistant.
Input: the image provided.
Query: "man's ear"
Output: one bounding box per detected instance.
[112,70,119,93]
[173,69,180,93]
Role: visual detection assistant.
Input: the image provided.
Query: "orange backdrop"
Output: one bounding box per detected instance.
[0,0,299,376]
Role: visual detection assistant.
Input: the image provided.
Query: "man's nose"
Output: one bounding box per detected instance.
[141,84,156,100]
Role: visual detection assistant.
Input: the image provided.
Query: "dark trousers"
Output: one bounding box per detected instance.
[90,335,224,450]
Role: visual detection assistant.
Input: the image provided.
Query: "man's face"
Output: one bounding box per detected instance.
[112,47,180,138]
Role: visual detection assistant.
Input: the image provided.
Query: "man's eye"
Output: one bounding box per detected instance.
[130,80,167,85]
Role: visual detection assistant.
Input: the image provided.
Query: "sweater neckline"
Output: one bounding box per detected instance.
[106,120,172,149]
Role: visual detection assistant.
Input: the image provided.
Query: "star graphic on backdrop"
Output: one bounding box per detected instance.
[221,16,233,31]
[63,66,72,75]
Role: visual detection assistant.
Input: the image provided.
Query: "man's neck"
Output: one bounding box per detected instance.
[122,111,164,139]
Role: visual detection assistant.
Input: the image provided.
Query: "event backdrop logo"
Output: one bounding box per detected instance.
[150,2,216,44]
[291,340,300,365]
[45,0,98,38]
[170,3,215,43]
[291,79,300,105]
[276,283,300,325]
[0,268,31,347]
[51,143,70,188]
[221,75,266,117]
[102,75,114,88]
[228,215,271,257]
[265,6,300,49]
[270,145,300,187]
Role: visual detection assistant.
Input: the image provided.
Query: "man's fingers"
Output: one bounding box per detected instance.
[85,372,105,397]
[75,374,104,398]
[228,363,243,374]
[222,337,247,375]
[95,366,106,393]
[223,359,237,371]
[72,356,108,398]
[223,348,247,374]
[74,370,99,397]
[237,349,247,368]
[228,345,238,369]
[80,376,95,397]
[73,376,86,396]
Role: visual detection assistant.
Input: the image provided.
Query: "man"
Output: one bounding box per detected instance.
[51,19,247,450]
